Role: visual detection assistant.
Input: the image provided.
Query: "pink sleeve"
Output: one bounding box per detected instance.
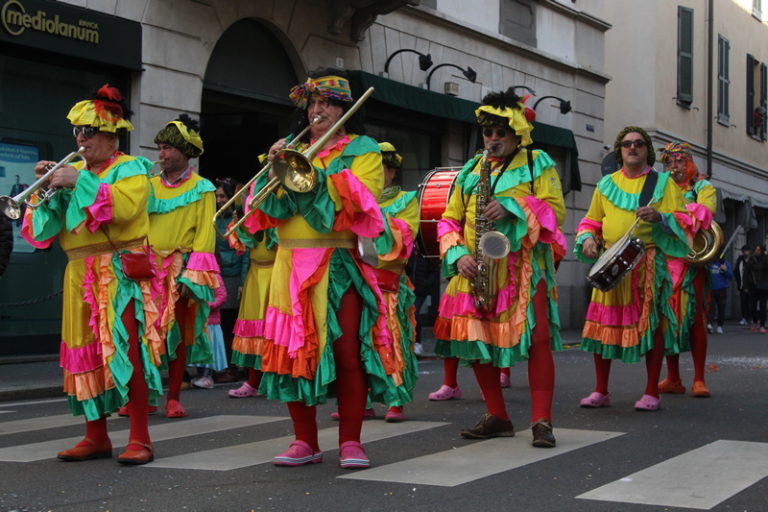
[85,183,113,233]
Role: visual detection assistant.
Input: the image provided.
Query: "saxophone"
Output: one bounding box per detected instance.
[472,146,511,314]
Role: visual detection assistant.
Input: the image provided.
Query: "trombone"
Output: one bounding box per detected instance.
[215,85,375,237]
[0,147,86,220]
[212,115,322,238]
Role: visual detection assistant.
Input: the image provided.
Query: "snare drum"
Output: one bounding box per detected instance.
[417,167,461,260]
[586,235,645,291]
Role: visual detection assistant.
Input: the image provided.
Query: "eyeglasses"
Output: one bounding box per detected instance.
[72,126,97,139]
[482,127,507,138]
[620,139,646,148]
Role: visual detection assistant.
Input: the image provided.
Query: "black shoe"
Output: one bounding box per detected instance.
[531,419,556,448]
[460,413,515,439]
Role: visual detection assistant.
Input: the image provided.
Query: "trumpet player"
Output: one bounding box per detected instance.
[657,142,717,398]
[433,88,566,447]
[21,85,161,464]
[241,69,400,469]
[576,127,692,412]
[140,114,219,419]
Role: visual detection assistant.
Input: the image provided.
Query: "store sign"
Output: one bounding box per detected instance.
[1,0,99,43]
[0,0,141,70]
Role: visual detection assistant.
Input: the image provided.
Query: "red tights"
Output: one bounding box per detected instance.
[592,325,665,398]
[84,301,150,447]
[473,280,555,422]
[167,299,190,402]
[288,289,367,450]
[247,368,263,388]
[665,273,708,384]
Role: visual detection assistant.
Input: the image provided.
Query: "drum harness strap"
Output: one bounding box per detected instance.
[638,168,658,209]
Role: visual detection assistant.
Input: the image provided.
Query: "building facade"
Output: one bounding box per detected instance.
[0,0,609,355]
[601,0,768,319]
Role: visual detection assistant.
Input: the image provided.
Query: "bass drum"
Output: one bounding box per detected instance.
[417,167,462,262]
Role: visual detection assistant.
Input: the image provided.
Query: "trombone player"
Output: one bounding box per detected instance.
[21,85,161,465]
[240,68,400,469]
[432,88,566,447]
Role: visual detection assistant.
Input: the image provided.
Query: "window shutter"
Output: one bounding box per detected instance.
[677,7,694,104]
[761,63,767,140]
[747,54,756,135]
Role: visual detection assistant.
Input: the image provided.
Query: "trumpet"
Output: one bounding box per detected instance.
[0,147,86,220]
[217,86,375,237]
[212,115,322,238]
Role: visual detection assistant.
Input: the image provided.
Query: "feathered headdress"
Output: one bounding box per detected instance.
[475,87,536,147]
[66,84,134,132]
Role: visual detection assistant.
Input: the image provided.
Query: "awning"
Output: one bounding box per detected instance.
[348,70,580,190]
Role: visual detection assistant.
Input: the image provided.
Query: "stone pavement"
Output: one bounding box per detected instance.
[0,329,586,402]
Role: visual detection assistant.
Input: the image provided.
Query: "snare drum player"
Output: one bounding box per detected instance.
[576,127,693,411]
[657,142,716,398]
[434,88,567,447]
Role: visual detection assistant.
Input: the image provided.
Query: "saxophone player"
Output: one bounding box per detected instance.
[433,88,567,447]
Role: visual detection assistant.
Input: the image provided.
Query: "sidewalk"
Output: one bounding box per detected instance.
[0,329,587,402]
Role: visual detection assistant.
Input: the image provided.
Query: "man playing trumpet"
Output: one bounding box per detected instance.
[22,85,161,464]
[433,88,566,447]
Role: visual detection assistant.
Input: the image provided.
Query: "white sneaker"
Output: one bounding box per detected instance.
[414,342,423,356]
[716,326,723,334]
[739,318,748,326]
[707,324,713,334]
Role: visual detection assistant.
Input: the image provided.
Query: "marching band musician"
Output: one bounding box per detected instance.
[22,85,162,464]
[225,178,278,399]
[242,69,402,469]
[576,127,693,411]
[329,142,420,422]
[142,114,219,419]
[657,142,716,398]
[433,88,567,447]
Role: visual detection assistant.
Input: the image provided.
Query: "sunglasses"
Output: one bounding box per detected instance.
[620,139,646,148]
[482,127,508,138]
[72,126,97,139]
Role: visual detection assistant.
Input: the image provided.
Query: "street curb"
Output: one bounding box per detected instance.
[0,386,63,402]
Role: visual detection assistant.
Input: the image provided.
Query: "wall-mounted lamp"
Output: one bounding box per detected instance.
[426,63,477,91]
[533,95,572,114]
[384,49,433,73]
[511,85,537,97]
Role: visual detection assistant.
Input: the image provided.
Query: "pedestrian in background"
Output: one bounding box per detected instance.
[707,257,733,335]
[213,176,249,383]
[735,245,753,326]
[749,244,768,333]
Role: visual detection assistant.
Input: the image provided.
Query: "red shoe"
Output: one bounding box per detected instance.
[692,380,711,398]
[658,378,686,394]
[117,405,158,417]
[117,440,154,465]
[384,408,405,423]
[330,408,375,420]
[273,441,323,466]
[165,399,186,418]
[57,438,112,461]
[339,441,370,469]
